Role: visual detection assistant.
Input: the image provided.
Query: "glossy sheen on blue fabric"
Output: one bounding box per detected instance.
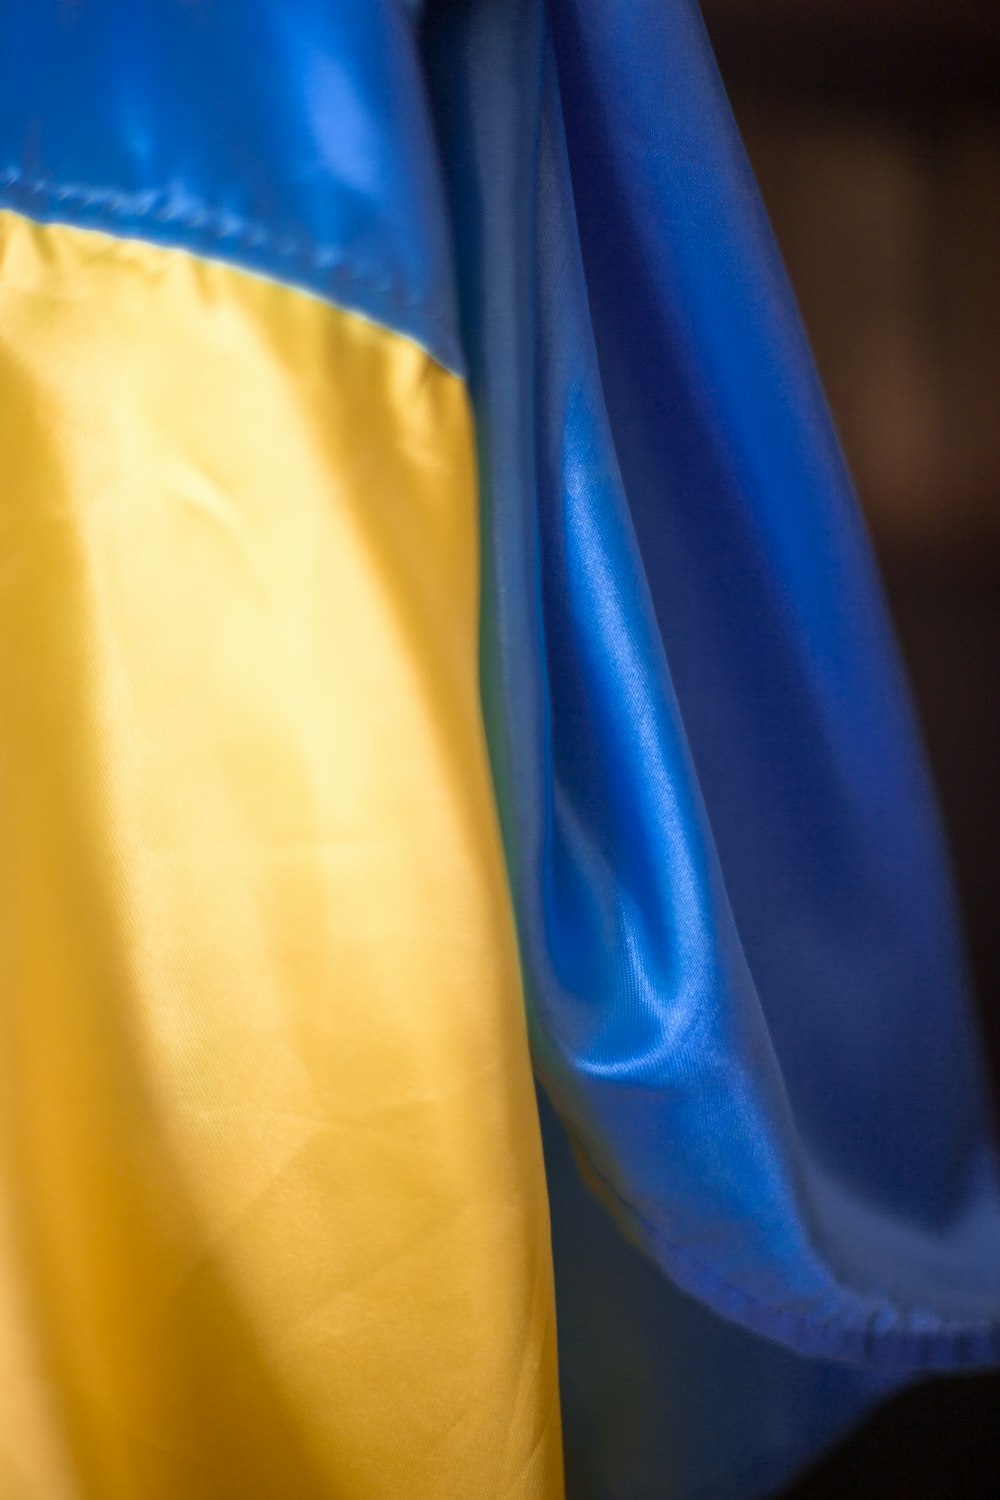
[423,0,1000,1370]
[0,0,460,372]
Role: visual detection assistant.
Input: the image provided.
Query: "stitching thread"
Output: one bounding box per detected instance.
[0,163,461,367]
[559,1115,998,1363]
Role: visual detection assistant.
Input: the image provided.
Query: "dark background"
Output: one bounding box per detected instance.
[699,2,1000,1493]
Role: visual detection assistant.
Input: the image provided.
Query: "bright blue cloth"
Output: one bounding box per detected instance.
[0,0,461,370]
[424,0,1000,1490]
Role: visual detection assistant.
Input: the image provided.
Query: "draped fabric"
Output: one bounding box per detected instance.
[422,0,1000,1489]
[424,0,1000,1352]
[0,208,562,1500]
[0,3,998,1499]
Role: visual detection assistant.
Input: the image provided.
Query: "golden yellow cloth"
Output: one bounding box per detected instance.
[0,209,563,1499]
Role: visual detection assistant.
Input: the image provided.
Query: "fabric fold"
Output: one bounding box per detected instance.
[423,0,1000,1368]
[0,205,562,1500]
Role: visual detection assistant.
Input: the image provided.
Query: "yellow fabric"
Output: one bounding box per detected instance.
[0,209,563,1500]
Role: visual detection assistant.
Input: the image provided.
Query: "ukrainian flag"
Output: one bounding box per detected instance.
[0,4,997,1499]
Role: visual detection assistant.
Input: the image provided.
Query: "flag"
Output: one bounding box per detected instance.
[1,3,997,1498]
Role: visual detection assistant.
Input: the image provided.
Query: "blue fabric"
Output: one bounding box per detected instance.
[4,0,999,1493]
[423,0,1000,1488]
[539,1091,904,1500]
[0,0,461,371]
[422,0,1000,1476]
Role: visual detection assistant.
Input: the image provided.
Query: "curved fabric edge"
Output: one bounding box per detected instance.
[421,0,1000,1373]
[0,0,462,373]
[540,1092,907,1500]
[568,1124,1000,1372]
[0,207,563,1500]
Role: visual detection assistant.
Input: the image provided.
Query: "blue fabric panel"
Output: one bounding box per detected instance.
[422,0,1000,1370]
[0,0,461,371]
[539,1090,905,1500]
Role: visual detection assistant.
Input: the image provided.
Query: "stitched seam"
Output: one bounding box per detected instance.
[0,165,461,366]
[559,1117,999,1355]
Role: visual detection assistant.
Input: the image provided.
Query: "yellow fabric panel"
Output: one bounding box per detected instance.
[0,208,563,1500]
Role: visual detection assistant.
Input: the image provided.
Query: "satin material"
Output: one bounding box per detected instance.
[0,0,460,371]
[2,1,999,1496]
[539,1094,902,1500]
[0,209,563,1500]
[423,0,1000,1488]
